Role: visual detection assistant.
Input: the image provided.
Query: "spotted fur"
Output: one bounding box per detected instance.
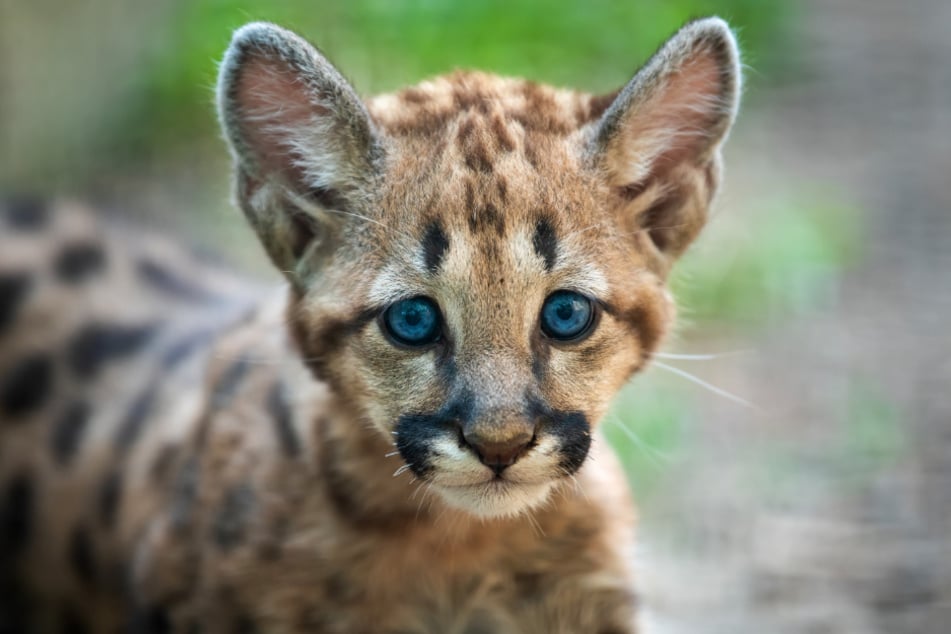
[0,17,739,633]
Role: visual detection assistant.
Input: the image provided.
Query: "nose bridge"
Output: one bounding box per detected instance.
[459,352,535,441]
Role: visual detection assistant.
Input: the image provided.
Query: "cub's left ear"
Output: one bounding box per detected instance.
[589,17,741,265]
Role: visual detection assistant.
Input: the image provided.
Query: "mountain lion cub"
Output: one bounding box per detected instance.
[0,17,739,633]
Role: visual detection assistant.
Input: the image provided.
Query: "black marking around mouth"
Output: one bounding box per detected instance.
[395,390,475,478]
[527,397,591,475]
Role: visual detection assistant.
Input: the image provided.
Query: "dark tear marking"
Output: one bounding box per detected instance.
[51,400,91,467]
[395,391,475,479]
[267,382,301,458]
[68,525,97,587]
[136,259,218,303]
[0,353,54,417]
[114,386,157,451]
[4,196,49,231]
[0,273,33,336]
[54,242,106,285]
[0,471,34,556]
[532,218,558,271]
[421,222,450,274]
[293,307,378,381]
[98,470,122,528]
[528,398,591,475]
[68,322,158,379]
[530,330,551,382]
[213,483,255,551]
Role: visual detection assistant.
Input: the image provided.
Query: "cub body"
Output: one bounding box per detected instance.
[0,18,739,633]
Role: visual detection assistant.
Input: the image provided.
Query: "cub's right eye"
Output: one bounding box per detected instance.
[382,296,442,347]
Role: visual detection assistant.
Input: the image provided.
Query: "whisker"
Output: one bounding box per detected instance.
[654,350,754,361]
[384,450,401,458]
[393,464,412,478]
[651,361,755,409]
[604,414,669,466]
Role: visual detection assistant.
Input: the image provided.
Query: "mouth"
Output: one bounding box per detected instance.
[430,477,555,518]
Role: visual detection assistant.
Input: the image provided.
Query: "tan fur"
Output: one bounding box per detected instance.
[0,17,739,633]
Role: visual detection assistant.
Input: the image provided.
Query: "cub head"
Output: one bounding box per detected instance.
[217,19,740,517]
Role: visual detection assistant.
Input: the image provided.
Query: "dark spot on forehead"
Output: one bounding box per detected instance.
[98,470,122,528]
[213,483,256,551]
[421,221,450,274]
[0,273,32,337]
[68,525,97,587]
[68,322,158,379]
[114,386,158,451]
[137,258,217,303]
[1,353,54,417]
[495,177,508,203]
[4,196,49,231]
[51,400,91,467]
[490,114,516,152]
[267,381,301,458]
[464,139,494,174]
[0,471,34,555]
[532,218,558,271]
[468,203,505,236]
[54,242,106,285]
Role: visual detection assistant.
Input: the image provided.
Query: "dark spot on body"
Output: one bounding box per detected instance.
[160,328,214,369]
[1,353,54,417]
[532,218,558,271]
[0,273,32,336]
[54,242,106,284]
[210,356,251,409]
[267,382,301,458]
[68,322,158,379]
[4,196,49,230]
[114,386,157,450]
[0,472,34,555]
[51,400,91,466]
[213,483,255,551]
[149,444,178,485]
[68,525,97,587]
[129,603,171,634]
[137,259,217,303]
[421,222,450,274]
[170,456,199,530]
[98,470,122,528]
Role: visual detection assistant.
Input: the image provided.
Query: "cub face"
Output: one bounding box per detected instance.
[217,19,740,517]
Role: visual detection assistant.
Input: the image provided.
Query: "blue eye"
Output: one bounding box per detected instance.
[383,296,441,346]
[540,291,595,341]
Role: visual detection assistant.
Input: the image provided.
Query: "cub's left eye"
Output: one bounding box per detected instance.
[382,296,442,347]
[540,290,595,341]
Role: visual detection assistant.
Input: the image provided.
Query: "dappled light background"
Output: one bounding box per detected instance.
[3,1,949,632]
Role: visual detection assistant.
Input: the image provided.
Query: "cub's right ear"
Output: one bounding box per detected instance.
[217,22,382,279]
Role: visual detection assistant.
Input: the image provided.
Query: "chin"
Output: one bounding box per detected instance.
[433,479,556,518]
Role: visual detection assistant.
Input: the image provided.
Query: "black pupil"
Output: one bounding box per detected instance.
[556,302,574,321]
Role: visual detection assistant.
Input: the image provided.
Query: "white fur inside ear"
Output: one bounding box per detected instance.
[594,17,741,187]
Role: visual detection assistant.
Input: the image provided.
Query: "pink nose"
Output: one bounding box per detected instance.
[463,430,534,475]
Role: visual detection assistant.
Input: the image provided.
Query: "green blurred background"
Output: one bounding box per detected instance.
[3,1,949,631]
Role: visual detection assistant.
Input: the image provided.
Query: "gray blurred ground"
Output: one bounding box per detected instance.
[638,2,951,632]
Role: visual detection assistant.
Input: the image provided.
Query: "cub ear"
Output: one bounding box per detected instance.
[589,17,740,265]
[217,22,381,279]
